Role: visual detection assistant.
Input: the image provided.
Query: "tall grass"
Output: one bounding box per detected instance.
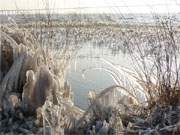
[81,17,180,111]
[104,17,180,110]
[127,18,180,109]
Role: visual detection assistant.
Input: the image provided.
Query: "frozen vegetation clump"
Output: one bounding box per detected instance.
[0,24,84,135]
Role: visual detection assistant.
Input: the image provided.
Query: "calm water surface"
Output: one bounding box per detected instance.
[67,43,132,110]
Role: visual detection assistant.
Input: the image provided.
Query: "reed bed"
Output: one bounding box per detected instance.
[0,14,180,135]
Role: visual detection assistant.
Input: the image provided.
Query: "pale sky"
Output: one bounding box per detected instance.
[0,0,180,13]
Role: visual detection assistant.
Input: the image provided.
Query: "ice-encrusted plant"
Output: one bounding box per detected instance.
[0,19,83,134]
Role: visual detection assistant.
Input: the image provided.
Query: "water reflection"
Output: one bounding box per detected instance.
[34,27,133,110]
[67,43,131,110]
